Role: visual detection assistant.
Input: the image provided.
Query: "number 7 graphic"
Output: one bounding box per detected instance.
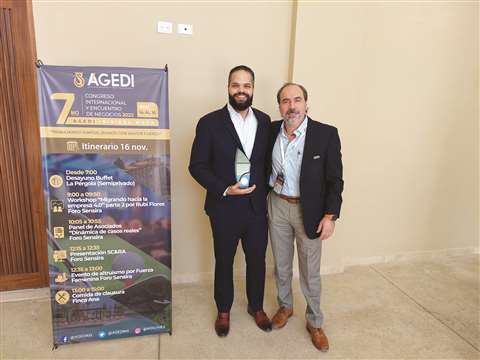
[51,93,75,125]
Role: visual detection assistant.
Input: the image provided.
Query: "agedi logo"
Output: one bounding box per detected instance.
[74,72,135,88]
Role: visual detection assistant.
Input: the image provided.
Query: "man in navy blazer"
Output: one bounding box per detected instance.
[267,83,343,352]
[189,65,272,337]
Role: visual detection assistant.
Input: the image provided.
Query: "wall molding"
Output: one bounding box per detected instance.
[172,246,479,284]
[1,247,477,301]
[0,287,49,303]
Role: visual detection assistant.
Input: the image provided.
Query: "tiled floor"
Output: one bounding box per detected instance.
[1,254,479,359]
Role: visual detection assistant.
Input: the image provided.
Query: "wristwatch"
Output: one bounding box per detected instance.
[325,214,338,221]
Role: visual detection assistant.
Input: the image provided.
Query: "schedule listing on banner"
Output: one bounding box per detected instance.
[37,65,171,347]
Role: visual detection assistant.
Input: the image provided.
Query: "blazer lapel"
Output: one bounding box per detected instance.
[249,108,266,160]
[300,118,315,179]
[222,105,244,153]
[272,121,282,144]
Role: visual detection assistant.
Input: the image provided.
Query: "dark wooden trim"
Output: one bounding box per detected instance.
[0,273,45,291]
[0,0,48,290]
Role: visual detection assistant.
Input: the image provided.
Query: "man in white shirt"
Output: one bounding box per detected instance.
[189,66,272,337]
[268,83,344,352]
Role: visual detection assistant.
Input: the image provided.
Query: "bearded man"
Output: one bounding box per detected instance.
[189,65,272,337]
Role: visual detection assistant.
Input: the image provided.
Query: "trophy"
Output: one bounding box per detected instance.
[235,148,251,189]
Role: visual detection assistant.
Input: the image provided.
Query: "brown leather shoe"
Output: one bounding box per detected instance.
[271,306,293,329]
[214,312,230,337]
[247,306,272,332]
[306,322,329,352]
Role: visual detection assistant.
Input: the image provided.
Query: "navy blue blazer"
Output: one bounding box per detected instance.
[189,105,271,217]
[268,118,344,239]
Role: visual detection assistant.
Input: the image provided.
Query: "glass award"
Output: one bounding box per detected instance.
[235,148,251,189]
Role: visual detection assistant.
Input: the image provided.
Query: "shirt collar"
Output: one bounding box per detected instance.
[281,116,308,138]
[227,103,252,119]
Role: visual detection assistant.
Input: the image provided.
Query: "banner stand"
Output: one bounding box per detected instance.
[37,64,172,347]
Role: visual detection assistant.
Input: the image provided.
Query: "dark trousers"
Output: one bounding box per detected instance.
[209,198,268,313]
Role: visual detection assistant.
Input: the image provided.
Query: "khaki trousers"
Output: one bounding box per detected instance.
[268,191,324,327]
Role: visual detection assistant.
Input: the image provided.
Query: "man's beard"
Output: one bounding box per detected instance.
[228,92,253,111]
[283,109,304,125]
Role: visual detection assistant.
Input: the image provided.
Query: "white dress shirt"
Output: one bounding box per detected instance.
[269,116,308,197]
[227,103,257,159]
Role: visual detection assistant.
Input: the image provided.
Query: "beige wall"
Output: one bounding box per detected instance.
[293,1,479,269]
[33,1,478,281]
[33,1,293,282]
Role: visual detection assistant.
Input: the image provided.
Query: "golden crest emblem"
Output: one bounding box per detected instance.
[73,72,85,88]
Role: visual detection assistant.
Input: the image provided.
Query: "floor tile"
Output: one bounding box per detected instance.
[160,263,480,359]
[0,298,159,360]
[373,254,480,349]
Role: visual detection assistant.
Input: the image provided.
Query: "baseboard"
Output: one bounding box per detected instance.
[1,247,477,297]
[173,246,479,284]
[172,271,214,284]
[0,287,49,303]
[342,246,479,268]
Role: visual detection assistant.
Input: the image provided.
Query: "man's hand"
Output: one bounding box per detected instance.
[316,215,335,240]
[226,182,256,195]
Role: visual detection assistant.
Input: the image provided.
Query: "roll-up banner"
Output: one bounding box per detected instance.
[37,65,171,347]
